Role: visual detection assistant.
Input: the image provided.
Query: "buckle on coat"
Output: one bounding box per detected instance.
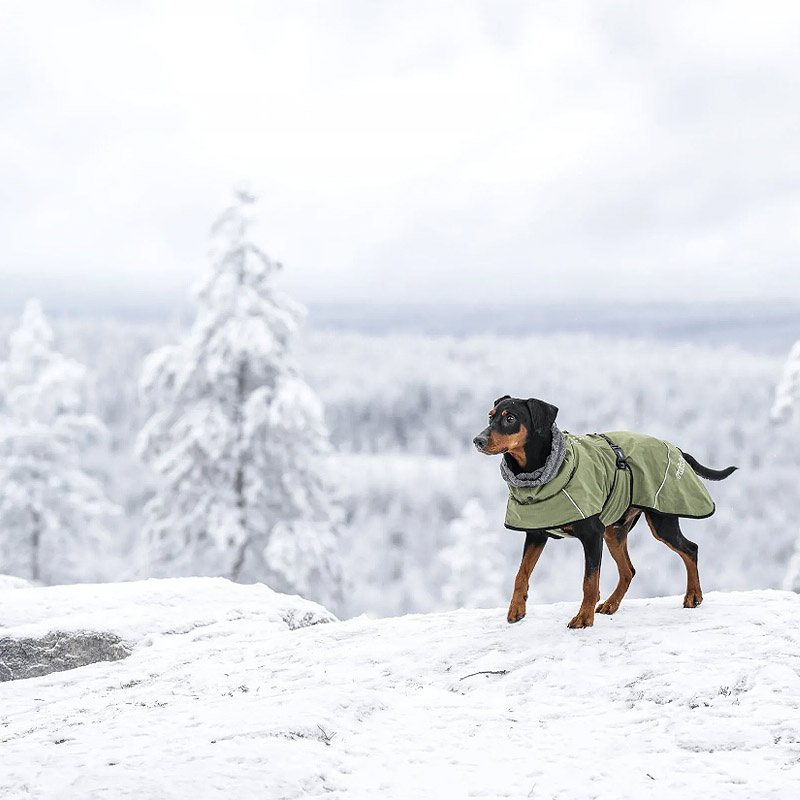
[598,434,630,470]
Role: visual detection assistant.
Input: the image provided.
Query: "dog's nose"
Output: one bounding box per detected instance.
[473,435,489,450]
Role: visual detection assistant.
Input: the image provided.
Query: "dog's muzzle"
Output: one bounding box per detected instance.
[473,433,490,451]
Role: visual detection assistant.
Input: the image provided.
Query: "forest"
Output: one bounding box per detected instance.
[1,201,798,620]
[1,309,797,619]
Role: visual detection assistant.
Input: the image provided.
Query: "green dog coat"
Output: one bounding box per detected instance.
[503,430,715,535]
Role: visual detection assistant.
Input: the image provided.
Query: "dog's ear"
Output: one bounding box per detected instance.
[493,394,511,408]
[526,398,559,432]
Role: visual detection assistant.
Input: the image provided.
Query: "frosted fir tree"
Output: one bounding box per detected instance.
[0,300,119,584]
[771,340,800,423]
[137,191,342,609]
[440,498,506,609]
[773,339,800,591]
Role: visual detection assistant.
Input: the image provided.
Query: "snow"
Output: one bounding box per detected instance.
[0,300,119,584]
[772,339,800,422]
[2,580,799,798]
[0,574,29,591]
[440,498,507,609]
[1,310,796,617]
[135,194,342,608]
[0,577,335,644]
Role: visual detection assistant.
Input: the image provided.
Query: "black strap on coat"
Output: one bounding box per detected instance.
[596,433,635,526]
[597,433,630,471]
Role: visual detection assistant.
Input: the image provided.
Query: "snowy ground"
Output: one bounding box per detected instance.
[0,575,29,591]
[1,579,799,799]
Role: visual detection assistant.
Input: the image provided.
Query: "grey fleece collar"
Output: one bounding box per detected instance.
[499,424,566,488]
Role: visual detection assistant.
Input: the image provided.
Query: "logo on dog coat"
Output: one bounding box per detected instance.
[675,456,686,480]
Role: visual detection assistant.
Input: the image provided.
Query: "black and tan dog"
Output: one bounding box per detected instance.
[473,396,736,629]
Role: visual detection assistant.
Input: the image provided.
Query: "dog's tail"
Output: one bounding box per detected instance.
[680,451,738,481]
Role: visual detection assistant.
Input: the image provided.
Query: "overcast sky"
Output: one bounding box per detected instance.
[1,0,799,316]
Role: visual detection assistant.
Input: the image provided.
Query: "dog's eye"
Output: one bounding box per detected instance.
[506,415,515,424]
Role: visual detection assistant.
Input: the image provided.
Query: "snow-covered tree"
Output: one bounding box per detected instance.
[0,300,119,583]
[137,191,342,609]
[440,498,506,609]
[772,339,800,591]
[771,340,800,423]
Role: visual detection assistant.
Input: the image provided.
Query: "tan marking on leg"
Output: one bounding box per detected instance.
[644,512,703,608]
[597,510,640,614]
[568,570,600,628]
[507,537,546,623]
[596,530,635,614]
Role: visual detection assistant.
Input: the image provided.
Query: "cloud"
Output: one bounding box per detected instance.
[0,0,798,313]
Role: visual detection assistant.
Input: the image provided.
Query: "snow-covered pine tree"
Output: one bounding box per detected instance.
[136,191,342,609]
[0,300,119,584]
[771,340,800,423]
[772,339,800,591]
[440,498,506,609]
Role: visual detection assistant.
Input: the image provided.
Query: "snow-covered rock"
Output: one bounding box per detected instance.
[0,577,336,642]
[0,574,29,590]
[0,578,334,686]
[0,630,130,682]
[0,580,798,799]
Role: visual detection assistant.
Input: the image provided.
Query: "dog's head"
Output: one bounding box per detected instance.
[472,396,559,457]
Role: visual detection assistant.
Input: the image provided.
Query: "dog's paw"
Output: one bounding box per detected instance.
[507,597,527,624]
[683,590,703,608]
[567,612,594,629]
[596,598,620,615]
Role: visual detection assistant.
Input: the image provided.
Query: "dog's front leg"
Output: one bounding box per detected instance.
[507,531,548,623]
[568,517,604,629]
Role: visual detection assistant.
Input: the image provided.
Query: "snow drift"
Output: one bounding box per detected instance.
[1,578,798,799]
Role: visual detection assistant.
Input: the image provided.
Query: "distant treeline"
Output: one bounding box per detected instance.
[2,314,795,617]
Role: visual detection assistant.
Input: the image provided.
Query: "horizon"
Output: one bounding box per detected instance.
[0,296,797,355]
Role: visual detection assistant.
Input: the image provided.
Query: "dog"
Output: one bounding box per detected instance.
[473,396,737,629]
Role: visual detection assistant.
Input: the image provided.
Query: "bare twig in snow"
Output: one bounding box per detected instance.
[459,670,508,681]
[317,724,336,745]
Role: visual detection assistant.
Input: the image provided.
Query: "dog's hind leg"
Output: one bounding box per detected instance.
[507,531,548,623]
[597,509,641,615]
[644,510,703,608]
